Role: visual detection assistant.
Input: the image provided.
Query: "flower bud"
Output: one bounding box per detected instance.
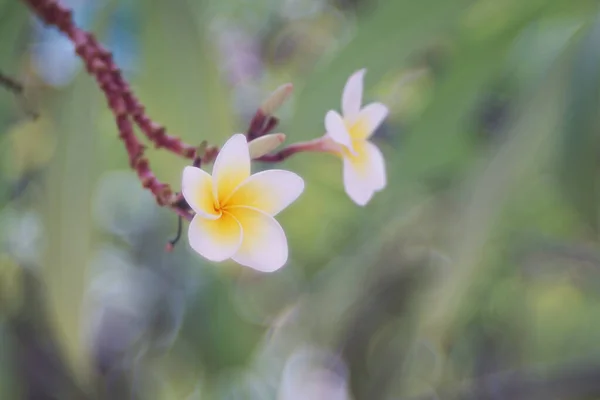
[249,133,286,159]
[260,84,293,116]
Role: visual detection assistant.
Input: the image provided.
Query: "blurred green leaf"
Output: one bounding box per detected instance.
[136,0,234,150]
[0,1,28,128]
[0,1,29,207]
[421,31,575,349]
[40,74,101,386]
[558,11,600,233]
[395,1,562,183]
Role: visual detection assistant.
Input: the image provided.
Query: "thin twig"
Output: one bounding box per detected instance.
[0,70,39,120]
[165,216,183,252]
[0,71,24,93]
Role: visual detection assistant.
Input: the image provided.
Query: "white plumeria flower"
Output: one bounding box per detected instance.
[325,69,388,206]
[182,134,304,272]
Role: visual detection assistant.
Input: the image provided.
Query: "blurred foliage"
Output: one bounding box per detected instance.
[3,0,600,399]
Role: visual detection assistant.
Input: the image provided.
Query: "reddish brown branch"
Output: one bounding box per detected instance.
[21,0,193,220]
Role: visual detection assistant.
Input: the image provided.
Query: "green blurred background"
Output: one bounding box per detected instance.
[3,0,600,399]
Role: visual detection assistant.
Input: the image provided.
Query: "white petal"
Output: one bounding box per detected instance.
[181,166,219,219]
[188,214,242,262]
[212,134,251,205]
[365,141,386,191]
[228,206,288,272]
[342,68,366,119]
[341,141,386,206]
[343,157,375,206]
[225,170,305,216]
[325,110,353,152]
[355,102,388,139]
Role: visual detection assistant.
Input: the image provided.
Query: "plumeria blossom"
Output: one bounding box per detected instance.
[324,69,388,206]
[181,134,304,272]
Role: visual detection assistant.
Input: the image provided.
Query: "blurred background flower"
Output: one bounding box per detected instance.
[277,346,351,400]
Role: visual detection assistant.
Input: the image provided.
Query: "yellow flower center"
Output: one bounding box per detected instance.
[212,201,223,215]
[346,117,369,141]
[210,179,249,219]
[336,117,370,162]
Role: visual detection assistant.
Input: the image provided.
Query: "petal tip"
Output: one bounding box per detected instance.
[352,198,371,207]
[219,133,249,154]
[377,102,389,117]
[182,165,200,178]
[342,69,367,118]
[231,133,247,141]
[245,259,287,273]
[325,109,340,120]
[297,175,306,191]
[232,243,289,273]
[290,173,306,199]
[345,182,375,207]
[349,68,367,85]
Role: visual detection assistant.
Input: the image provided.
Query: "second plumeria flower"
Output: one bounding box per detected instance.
[181,134,304,272]
[325,69,388,206]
